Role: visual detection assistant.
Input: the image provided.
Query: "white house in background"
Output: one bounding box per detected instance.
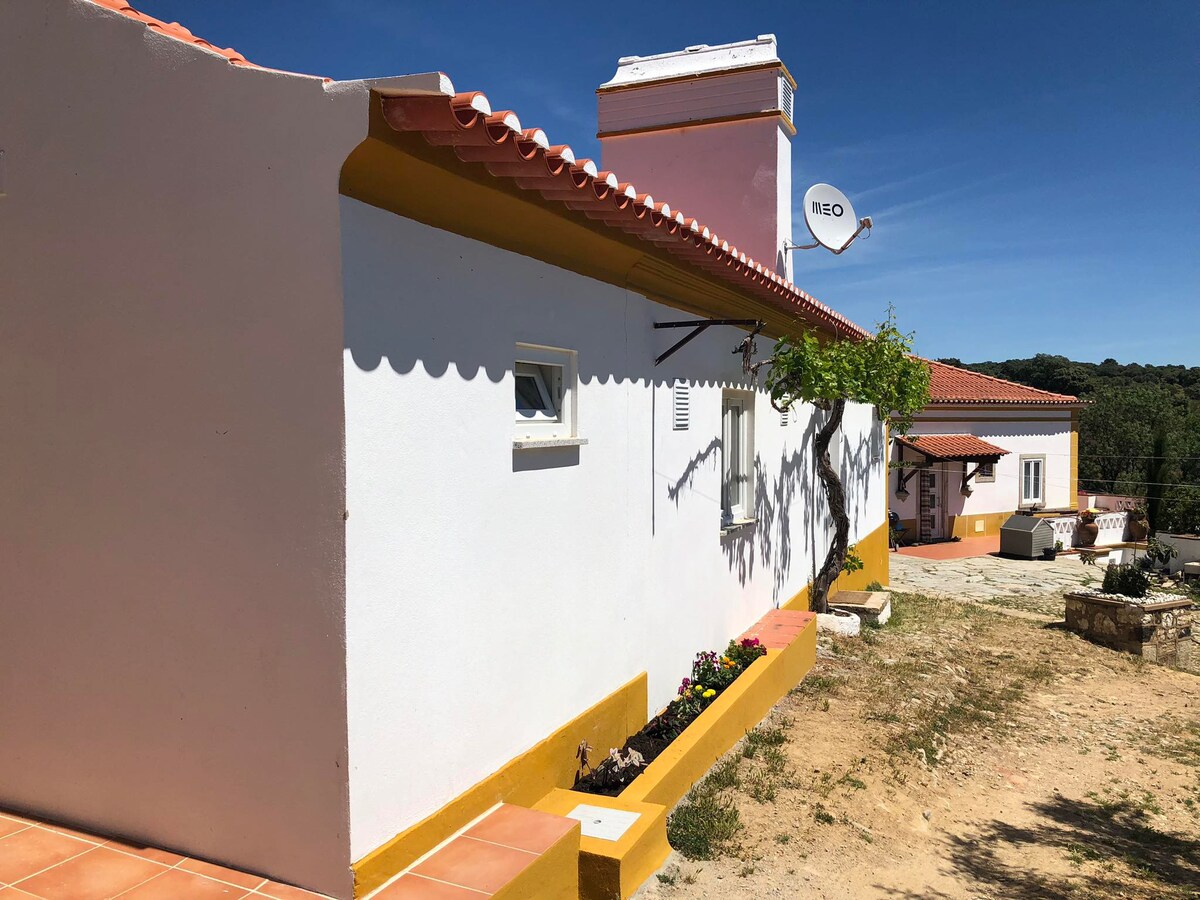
[890,360,1084,544]
[1,4,889,897]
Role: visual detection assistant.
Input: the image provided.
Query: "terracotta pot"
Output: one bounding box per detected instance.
[1128,519,1149,541]
[1077,521,1099,546]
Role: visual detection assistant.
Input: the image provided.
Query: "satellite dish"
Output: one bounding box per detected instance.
[802,183,859,251]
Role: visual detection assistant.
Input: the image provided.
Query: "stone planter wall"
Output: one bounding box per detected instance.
[1064,591,1194,668]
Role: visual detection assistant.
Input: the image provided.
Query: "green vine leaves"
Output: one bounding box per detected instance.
[763,308,931,436]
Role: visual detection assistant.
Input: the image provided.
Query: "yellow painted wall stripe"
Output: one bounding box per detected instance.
[353,519,890,896]
[352,674,647,897]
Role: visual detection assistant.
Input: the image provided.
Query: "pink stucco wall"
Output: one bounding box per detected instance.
[600,116,794,275]
[0,2,367,895]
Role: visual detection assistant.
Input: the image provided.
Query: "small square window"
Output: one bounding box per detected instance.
[976,461,995,483]
[514,343,578,444]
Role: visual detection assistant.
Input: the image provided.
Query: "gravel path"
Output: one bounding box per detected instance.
[888,551,1102,618]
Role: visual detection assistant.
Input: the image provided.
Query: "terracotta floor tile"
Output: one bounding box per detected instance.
[371,874,488,898]
[177,859,265,891]
[0,814,39,832]
[117,868,250,898]
[463,805,575,855]
[253,880,329,899]
[410,837,535,895]
[16,845,167,900]
[0,818,32,840]
[42,824,107,846]
[0,827,94,884]
[770,610,814,623]
[101,838,185,867]
[896,535,999,560]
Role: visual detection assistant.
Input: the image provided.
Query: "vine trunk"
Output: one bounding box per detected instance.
[811,398,850,614]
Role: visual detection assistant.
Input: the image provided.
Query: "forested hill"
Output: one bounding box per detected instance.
[934,354,1200,534]
[935,355,1200,402]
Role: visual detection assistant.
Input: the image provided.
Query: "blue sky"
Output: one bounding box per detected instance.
[136,0,1199,365]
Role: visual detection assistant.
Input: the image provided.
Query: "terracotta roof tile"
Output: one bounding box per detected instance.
[925,359,1081,406]
[84,0,326,76]
[895,434,1009,461]
[380,91,869,339]
[80,0,865,338]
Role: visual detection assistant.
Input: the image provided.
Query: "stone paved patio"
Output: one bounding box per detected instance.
[888,550,1102,618]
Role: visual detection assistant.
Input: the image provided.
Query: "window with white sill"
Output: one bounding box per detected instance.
[514,343,579,445]
[721,392,755,527]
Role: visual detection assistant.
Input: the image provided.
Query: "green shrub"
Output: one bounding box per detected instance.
[1101,563,1150,598]
[667,790,742,859]
[866,580,884,592]
[1143,537,1178,569]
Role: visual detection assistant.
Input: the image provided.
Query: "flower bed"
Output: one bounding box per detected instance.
[573,638,767,796]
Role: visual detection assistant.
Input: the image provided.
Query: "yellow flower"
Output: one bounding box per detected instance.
[694,685,704,694]
[703,689,716,699]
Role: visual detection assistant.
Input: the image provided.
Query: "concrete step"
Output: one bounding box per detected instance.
[366,803,579,899]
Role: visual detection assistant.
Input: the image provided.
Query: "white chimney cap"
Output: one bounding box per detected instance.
[600,35,781,89]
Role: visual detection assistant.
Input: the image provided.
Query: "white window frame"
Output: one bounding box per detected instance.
[721,392,754,526]
[514,343,578,443]
[1019,455,1045,507]
[976,461,996,483]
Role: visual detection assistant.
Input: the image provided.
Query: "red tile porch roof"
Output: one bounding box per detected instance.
[895,433,1010,462]
[81,0,869,341]
[926,359,1082,406]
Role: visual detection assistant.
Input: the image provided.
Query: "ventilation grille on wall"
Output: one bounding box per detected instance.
[673,380,690,430]
[780,75,794,121]
[780,407,789,427]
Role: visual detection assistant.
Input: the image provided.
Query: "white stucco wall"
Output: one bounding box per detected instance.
[0,2,368,895]
[1156,532,1200,575]
[891,411,1074,528]
[340,198,885,858]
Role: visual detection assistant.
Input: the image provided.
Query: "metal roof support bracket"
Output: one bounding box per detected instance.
[653,318,763,367]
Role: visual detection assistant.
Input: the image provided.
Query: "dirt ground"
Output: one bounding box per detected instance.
[635,592,1200,899]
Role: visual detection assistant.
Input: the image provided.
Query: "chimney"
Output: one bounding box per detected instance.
[597,35,796,278]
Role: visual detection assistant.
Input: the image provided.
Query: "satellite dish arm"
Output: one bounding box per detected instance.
[785,216,873,257]
[829,215,872,255]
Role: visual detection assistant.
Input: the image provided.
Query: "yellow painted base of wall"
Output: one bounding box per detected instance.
[352,522,880,897]
[352,675,647,897]
[949,511,1010,540]
[534,789,669,900]
[785,519,890,610]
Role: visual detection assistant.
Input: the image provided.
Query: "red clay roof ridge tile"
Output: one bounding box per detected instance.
[379,87,870,339]
[80,1,867,338]
[84,0,327,78]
